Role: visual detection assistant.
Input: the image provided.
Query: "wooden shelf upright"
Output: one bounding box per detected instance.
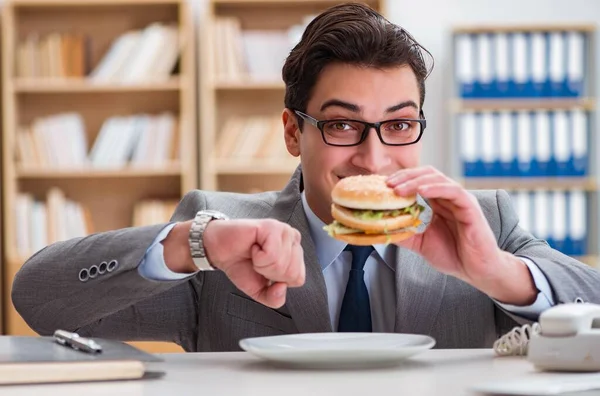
[1,0,197,353]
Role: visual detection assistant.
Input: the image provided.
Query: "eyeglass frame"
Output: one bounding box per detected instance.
[293,109,427,147]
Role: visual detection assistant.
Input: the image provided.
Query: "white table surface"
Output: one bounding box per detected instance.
[0,350,565,396]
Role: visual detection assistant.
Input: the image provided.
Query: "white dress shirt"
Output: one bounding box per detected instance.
[138,193,555,331]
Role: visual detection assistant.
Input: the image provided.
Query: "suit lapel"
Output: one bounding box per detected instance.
[394,196,447,335]
[268,166,332,333]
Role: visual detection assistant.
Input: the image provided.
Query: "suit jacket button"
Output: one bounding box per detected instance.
[107,260,118,272]
[79,269,89,282]
[89,265,99,278]
[98,261,108,275]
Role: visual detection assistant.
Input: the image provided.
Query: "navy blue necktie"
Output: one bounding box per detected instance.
[338,244,374,332]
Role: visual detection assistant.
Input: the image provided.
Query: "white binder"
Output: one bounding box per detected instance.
[548,32,566,96]
[550,190,567,253]
[534,111,552,176]
[480,112,496,175]
[533,190,550,243]
[566,31,585,97]
[530,32,547,96]
[552,110,570,176]
[456,34,475,97]
[460,113,479,176]
[516,111,533,176]
[568,190,587,255]
[511,33,528,97]
[476,34,493,97]
[571,109,588,176]
[494,33,510,97]
[497,111,514,176]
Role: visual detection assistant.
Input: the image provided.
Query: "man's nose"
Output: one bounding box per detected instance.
[351,126,391,174]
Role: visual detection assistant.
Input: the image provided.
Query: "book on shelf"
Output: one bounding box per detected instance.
[16,32,87,79]
[454,29,588,98]
[211,15,315,83]
[15,188,93,258]
[15,22,180,83]
[216,115,293,164]
[132,200,179,227]
[458,109,588,178]
[508,189,587,257]
[16,112,179,170]
[90,23,180,83]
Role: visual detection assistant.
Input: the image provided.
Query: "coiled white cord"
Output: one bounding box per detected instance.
[493,322,541,356]
[493,298,585,356]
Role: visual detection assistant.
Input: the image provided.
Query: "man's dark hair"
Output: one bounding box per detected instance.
[282,2,433,119]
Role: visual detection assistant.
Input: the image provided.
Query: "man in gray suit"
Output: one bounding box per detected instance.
[12,3,600,352]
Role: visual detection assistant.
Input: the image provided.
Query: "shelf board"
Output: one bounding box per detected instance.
[452,98,595,112]
[213,79,285,90]
[215,159,299,175]
[16,164,181,179]
[9,0,182,6]
[453,24,596,34]
[462,177,597,191]
[12,78,181,93]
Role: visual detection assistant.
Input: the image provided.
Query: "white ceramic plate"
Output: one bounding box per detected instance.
[239,333,435,368]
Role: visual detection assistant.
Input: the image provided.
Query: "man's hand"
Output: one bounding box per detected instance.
[162,218,305,308]
[386,166,538,306]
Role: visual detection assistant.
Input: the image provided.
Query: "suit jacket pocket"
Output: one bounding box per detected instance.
[227,293,297,334]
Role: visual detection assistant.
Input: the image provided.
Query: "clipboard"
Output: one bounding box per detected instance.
[0,334,164,385]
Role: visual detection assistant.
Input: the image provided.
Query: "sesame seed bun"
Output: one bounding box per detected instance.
[332,175,416,210]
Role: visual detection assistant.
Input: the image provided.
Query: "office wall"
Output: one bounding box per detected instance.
[386,0,600,172]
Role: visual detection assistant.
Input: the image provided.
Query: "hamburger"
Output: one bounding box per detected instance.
[323,174,424,245]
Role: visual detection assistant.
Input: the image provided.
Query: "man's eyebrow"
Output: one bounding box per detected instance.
[386,101,419,113]
[319,99,420,114]
[320,99,361,113]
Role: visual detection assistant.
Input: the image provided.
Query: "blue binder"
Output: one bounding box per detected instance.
[515,111,533,177]
[511,32,529,97]
[476,33,494,98]
[565,31,585,97]
[566,190,587,256]
[551,111,571,176]
[497,111,515,176]
[460,113,480,177]
[533,111,552,177]
[547,31,567,97]
[494,33,511,98]
[530,32,547,97]
[570,110,589,176]
[456,34,476,98]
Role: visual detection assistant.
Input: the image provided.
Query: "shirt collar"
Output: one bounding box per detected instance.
[300,191,395,271]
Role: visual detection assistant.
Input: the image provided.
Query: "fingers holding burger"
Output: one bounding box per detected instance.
[323,175,424,246]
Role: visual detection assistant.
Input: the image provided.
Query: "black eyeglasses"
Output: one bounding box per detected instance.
[293,110,426,147]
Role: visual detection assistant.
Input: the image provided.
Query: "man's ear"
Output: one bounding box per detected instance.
[282,108,301,157]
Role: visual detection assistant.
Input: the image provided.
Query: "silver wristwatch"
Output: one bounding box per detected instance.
[188,210,229,271]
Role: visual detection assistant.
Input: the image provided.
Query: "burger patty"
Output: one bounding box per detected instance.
[349,202,424,221]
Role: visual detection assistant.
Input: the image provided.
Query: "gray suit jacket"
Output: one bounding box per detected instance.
[12,167,600,351]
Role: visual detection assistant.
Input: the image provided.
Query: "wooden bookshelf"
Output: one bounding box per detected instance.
[1,0,196,354]
[199,0,386,192]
